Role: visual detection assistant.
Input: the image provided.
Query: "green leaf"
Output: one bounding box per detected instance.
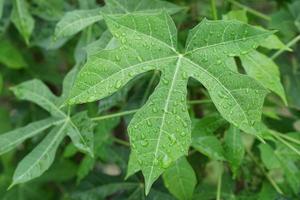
[11,79,64,118]
[10,122,68,187]
[223,125,245,177]
[67,111,95,157]
[0,117,64,155]
[0,38,27,69]
[260,34,291,51]
[11,0,35,44]
[103,0,182,15]
[192,115,226,160]
[68,12,272,193]
[54,0,182,39]
[241,51,287,104]
[162,157,196,200]
[223,9,248,23]
[54,8,103,39]
[77,156,94,183]
[258,143,281,170]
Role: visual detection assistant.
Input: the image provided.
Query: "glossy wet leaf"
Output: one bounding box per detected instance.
[163,157,196,200]
[68,11,272,193]
[11,0,35,44]
[54,0,182,39]
[11,122,68,186]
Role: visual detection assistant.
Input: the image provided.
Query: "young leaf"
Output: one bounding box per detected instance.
[54,8,103,39]
[11,122,68,187]
[241,50,287,104]
[223,125,245,177]
[11,0,35,44]
[162,157,196,200]
[68,12,272,193]
[11,79,65,118]
[0,117,64,155]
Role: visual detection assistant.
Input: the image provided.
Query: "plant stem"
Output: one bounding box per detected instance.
[271,34,300,59]
[211,0,218,20]
[113,137,130,147]
[246,149,283,194]
[271,131,300,145]
[91,109,139,121]
[227,0,271,21]
[188,99,212,105]
[91,100,212,121]
[216,163,223,200]
[270,131,300,157]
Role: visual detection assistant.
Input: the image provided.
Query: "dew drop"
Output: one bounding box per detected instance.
[115,55,120,61]
[141,140,149,147]
[180,132,186,137]
[152,107,158,113]
[137,56,143,62]
[161,155,172,169]
[241,51,248,55]
[121,38,127,44]
[153,158,159,165]
[147,120,152,127]
[182,72,188,79]
[168,134,176,145]
[115,80,122,89]
[217,59,222,64]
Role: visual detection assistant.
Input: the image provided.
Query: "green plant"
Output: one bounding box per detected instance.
[0,0,300,199]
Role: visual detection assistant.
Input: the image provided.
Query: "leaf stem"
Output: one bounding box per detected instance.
[91,109,139,121]
[246,149,283,194]
[113,137,130,147]
[271,34,300,59]
[211,0,218,20]
[271,131,300,145]
[91,100,212,121]
[227,0,271,21]
[270,131,300,157]
[216,163,223,200]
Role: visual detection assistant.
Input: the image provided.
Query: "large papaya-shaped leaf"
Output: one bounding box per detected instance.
[68,12,272,193]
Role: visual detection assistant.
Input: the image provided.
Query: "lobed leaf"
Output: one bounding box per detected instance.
[68,12,273,193]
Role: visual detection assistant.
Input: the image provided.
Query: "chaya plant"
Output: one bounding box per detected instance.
[0,69,95,188]
[67,11,273,194]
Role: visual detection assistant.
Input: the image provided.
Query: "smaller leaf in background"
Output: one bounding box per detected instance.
[67,111,95,157]
[258,143,281,170]
[10,122,68,187]
[222,9,248,23]
[0,117,63,155]
[77,156,95,183]
[258,182,279,200]
[241,51,287,105]
[192,115,227,160]
[0,38,27,69]
[11,79,64,118]
[11,0,35,44]
[223,125,245,177]
[163,157,196,200]
[30,0,64,21]
[54,8,103,39]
